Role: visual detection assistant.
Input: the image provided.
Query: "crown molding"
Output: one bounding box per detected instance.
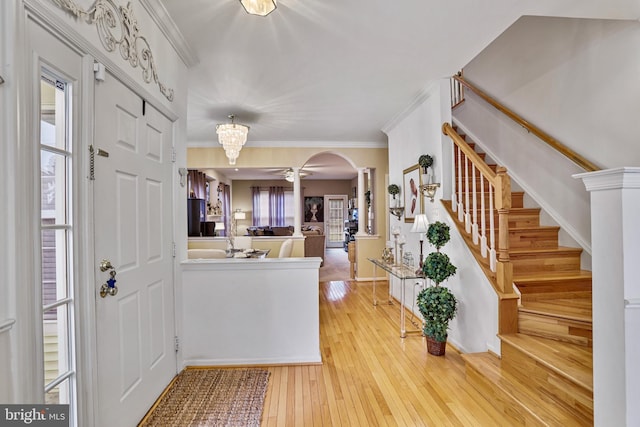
[139,0,199,68]
[188,140,388,149]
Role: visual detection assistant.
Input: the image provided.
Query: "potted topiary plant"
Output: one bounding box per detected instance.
[426,221,450,250]
[418,154,433,174]
[417,221,457,356]
[387,184,400,199]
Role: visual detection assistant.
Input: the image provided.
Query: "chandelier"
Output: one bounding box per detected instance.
[216,115,249,165]
[239,0,277,16]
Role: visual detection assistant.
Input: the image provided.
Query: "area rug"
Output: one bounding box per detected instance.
[138,368,270,427]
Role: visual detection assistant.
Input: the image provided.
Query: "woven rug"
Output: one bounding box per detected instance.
[139,368,270,427]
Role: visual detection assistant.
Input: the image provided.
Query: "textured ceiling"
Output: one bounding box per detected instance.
[160,0,639,178]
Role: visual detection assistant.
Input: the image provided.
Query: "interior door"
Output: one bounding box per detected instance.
[93,71,176,426]
[324,195,348,248]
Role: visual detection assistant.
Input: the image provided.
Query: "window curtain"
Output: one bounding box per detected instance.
[187,170,206,199]
[223,184,231,236]
[251,186,261,226]
[269,186,285,226]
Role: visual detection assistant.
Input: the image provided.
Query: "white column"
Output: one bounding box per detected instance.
[292,167,302,237]
[357,168,367,236]
[575,167,640,427]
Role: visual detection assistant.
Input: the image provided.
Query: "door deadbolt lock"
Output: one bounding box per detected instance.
[99,259,118,298]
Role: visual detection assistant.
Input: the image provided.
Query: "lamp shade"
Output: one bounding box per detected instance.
[239,0,277,16]
[233,210,246,220]
[410,214,429,233]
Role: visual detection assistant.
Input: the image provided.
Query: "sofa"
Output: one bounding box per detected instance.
[301,226,325,266]
[247,225,325,265]
[246,226,294,236]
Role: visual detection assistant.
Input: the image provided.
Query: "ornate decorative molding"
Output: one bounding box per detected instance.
[52,0,174,102]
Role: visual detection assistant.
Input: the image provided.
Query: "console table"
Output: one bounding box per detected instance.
[368,258,424,338]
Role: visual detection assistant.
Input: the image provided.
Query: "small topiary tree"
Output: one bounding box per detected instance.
[426,221,450,251]
[417,285,457,342]
[387,184,400,199]
[418,154,433,174]
[416,221,458,354]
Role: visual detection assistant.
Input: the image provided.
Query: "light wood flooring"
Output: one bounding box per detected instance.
[260,249,515,426]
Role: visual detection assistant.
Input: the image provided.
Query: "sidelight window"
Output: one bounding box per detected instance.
[39,70,76,417]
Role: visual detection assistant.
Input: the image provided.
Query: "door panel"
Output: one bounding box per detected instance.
[94,71,175,426]
[325,195,347,248]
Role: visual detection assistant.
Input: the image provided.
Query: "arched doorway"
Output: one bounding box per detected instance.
[301,153,358,249]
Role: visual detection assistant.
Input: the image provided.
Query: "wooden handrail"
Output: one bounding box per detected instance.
[452,74,600,172]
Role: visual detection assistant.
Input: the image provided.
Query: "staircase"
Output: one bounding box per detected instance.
[444,130,594,426]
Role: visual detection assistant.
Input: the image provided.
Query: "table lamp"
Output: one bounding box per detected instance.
[410,214,429,273]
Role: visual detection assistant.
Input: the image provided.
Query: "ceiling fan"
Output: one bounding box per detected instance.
[277,168,312,182]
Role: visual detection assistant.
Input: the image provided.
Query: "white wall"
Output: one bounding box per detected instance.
[384,80,501,354]
[181,258,322,366]
[462,16,640,170]
[455,16,640,256]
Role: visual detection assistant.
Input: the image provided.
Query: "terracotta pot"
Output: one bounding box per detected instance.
[426,336,446,356]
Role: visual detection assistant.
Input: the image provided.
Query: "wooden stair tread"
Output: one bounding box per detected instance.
[479,207,541,214]
[510,246,583,256]
[463,352,581,426]
[520,298,592,322]
[513,270,592,282]
[498,333,593,392]
[499,225,560,232]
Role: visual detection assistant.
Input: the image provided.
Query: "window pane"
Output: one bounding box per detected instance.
[43,305,71,387]
[45,378,71,405]
[41,151,68,224]
[42,228,69,305]
[258,191,269,226]
[328,199,344,241]
[284,191,294,226]
[40,76,67,150]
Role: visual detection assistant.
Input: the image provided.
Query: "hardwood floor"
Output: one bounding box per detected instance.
[260,277,515,426]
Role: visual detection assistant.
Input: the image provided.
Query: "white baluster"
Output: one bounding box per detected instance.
[480,174,487,258]
[472,164,479,244]
[464,156,471,233]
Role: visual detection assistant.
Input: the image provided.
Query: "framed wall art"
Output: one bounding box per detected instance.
[403,164,422,223]
[304,196,324,223]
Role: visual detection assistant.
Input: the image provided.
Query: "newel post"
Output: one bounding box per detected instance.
[575,167,640,426]
[494,167,513,295]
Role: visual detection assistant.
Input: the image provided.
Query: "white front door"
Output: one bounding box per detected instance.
[324,195,348,248]
[93,71,176,426]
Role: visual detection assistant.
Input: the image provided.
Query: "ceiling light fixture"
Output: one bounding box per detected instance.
[282,168,311,182]
[285,169,295,182]
[216,114,249,165]
[239,0,277,16]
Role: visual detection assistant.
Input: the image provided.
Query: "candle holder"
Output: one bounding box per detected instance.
[392,227,401,266]
[389,206,405,220]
